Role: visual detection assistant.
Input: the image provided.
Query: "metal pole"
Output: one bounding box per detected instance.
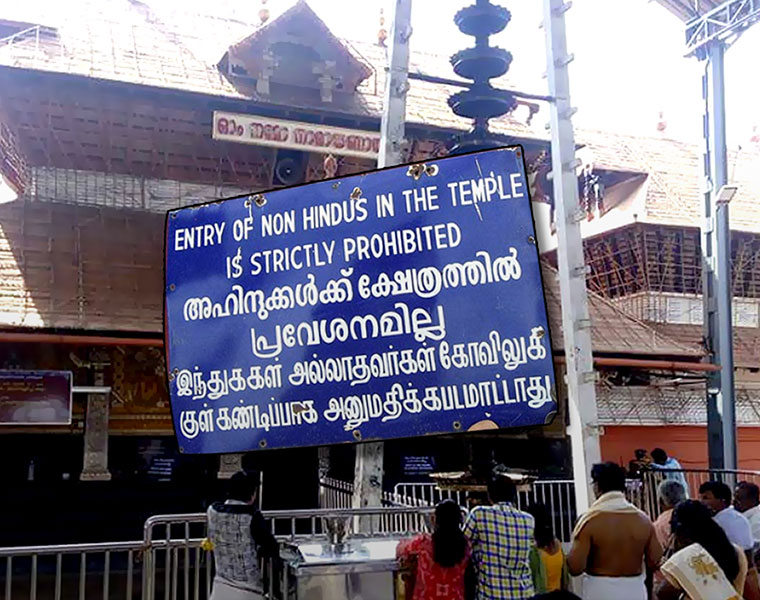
[378,0,412,168]
[542,0,601,513]
[703,40,736,469]
[352,0,412,529]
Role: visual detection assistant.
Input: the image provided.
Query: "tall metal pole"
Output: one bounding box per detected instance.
[542,0,600,512]
[352,0,412,525]
[378,0,412,168]
[702,40,736,470]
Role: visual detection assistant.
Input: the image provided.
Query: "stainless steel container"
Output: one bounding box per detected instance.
[282,537,402,600]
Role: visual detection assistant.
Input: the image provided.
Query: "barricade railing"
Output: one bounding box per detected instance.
[142,506,434,600]
[15,469,759,599]
[325,471,760,542]
[318,476,353,509]
[0,540,144,600]
[318,477,433,533]
[392,480,577,542]
[518,480,576,543]
[393,482,468,507]
[1,505,434,600]
[636,468,760,521]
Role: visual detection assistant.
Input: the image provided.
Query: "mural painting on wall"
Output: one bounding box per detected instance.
[109,347,168,415]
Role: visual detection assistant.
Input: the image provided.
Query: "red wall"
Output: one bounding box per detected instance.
[601,425,760,471]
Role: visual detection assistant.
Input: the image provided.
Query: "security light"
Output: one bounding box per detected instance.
[716,185,738,205]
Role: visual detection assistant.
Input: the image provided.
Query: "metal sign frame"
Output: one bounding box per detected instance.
[164,146,557,455]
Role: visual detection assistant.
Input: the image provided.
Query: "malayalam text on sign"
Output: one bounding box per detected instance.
[164,147,556,454]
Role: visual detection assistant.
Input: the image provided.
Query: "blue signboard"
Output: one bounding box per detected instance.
[165,147,556,454]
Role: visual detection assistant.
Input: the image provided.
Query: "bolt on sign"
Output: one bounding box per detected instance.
[164,147,556,454]
[212,111,381,160]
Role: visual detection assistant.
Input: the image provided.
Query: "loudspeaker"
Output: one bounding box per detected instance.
[272,149,308,187]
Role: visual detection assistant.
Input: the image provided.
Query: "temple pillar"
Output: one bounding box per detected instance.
[80,366,112,482]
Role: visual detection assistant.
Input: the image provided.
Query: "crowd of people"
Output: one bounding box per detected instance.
[628,447,689,493]
[397,473,574,600]
[398,459,760,600]
[203,462,760,600]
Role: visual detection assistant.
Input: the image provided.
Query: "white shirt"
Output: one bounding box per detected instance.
[651,457,689,494]
[743,505,760,543]
[714,506,754,550]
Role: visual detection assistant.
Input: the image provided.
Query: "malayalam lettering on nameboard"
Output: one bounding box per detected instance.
[164,147,556,454]
[0,370,73,425]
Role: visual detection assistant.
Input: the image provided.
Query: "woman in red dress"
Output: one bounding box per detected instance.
[397,499,472,600]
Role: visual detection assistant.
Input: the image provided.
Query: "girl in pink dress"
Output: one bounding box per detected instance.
[397,499,472,600]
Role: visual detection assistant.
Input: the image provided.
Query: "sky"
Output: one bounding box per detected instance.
[14,0,760,147]
[271,0,760,148]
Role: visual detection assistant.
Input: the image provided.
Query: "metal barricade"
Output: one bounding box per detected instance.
[0,540,144,600]
[20,469,760,599]
[393,482,469,507]
[142,506,434,600]
[318,477,433,533]
[317,477,353,509]
[516,480,577,543]
[638,468,760,521]
[0,505,434,600]
[140,513,210,600]
[392,480,577,542]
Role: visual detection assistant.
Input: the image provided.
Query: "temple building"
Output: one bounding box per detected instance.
[0,0,755,542]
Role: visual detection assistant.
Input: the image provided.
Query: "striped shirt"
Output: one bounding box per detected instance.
[463,503,535,599]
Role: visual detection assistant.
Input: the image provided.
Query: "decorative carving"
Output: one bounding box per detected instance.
[217,453,243,479]
[221,2,371,96]
[313,61,338,103]
[323,154,338,179]
[256,50,278,96]
[377,8,388,47]
[259,0,270,24]
[88,348,111,370]
[109,347,168,414]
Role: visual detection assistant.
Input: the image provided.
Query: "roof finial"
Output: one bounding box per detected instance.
[259,0,270,24]
[323,154,338,179]
[377,7,387,46]
[750,124,760,145]
[657,110,667,134]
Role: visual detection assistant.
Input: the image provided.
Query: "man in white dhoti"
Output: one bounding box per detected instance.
[567,462,662,600]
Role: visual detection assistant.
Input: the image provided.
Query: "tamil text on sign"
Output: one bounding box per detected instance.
[165,147,556,454]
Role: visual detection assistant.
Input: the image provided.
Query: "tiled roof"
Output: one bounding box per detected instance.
[0,195,701,360]
[0,1,240,97]
[578,129,760,234]
[651,322,760,369]
[3,2,757,236]
[597,383,760,426]
[541,263,703,358]
[0,0,541,140]
[0,198,163,332]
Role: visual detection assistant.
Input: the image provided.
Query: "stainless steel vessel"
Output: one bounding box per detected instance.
[282,522,402,600]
